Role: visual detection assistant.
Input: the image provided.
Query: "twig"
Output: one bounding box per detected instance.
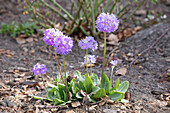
[130,28,170,66]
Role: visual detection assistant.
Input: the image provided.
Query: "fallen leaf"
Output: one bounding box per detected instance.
[26,37,34,43]
[123,28,133,38]
[115,67,127,76]
[71,101,81,107]
[88,105,98,112]
[107,34,119,45]
[134,26,142,32]
[117,32,124,40]
[107,34,118,41]
[15,34,27,44]
[54,22,61,29]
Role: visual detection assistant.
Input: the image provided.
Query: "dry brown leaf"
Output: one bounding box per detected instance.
[123,28,133,38]
[71,101,81,107]
[117,32,124,40]
[134,26,142,32]
[15,34,27,44]
[16,37,26,44]
[55,22,61,29]
[107,34,119,45]
[115,67,127,76]
[88,105,98,112]
[107,34,118,41]
[99,101,105,106]
[26,38,34,43]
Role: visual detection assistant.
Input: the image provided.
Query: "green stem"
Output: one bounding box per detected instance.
[104,0,110,13]
[110,66,114,87]
[109,0,118,14]
[86,49,88,74]
[62,55,68,101]
[102,32,106,75]
[50,0,74,20]
[54,48,65,84]
[90,0,96,34]
[90,62,92,76]
[40,0,69,21]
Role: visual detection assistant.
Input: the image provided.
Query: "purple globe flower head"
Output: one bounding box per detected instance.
[43,28,63,46]
[95,12,119,33]
[32,63,47,75]
[84,55,96,64]
[110,60,118,66]
[78,36,98,51]
[54,35,73,55]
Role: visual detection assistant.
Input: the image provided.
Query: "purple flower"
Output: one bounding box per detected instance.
[95,13,119,33]
[32,63,47,75]
[78,36,98,51]
[43,28,63,46]
[110,60,118,66]
[54,35,73,55]
[84,55,96,64]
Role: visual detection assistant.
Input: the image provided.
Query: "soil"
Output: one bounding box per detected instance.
[0,0,170,113]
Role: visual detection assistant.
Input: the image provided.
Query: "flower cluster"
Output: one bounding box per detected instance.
[110,60,118,66]
[78,36,98,51]
[43,28,73,55]
[95,12,119,33]
[43,28,63,46]
[32,63,47,75]
[54,35,73,55]
[84,55,96,64]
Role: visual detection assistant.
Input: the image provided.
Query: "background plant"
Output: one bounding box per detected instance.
[0,21,38,38]
[24,0,155,37]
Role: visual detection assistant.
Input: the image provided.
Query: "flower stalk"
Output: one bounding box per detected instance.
[54,48,65,84]
[102,32,107,75]
[86,49,88,74]
[63,55,68,101]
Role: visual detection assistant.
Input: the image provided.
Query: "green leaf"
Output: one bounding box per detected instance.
[100,72,111,94]
[91,88,106,99]
[54,98,65,105]
[76,92,83,99]
[90,73,100,86]
[84,74,93,94]
[112,78,120,91]
[109,92,123,102]
[92,86,100,92]
[116,81,129,93]
[78,80,86,91]
[47,87,61,100]
[33,96,53,101]
[74,70,85,83]
[151,0,156,4]
[58,84,68,101]
[87,95,96,103]
[69,78,75,91]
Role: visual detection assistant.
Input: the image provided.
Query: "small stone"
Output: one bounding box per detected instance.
[71,101,81,107]
[103,109,117,113]
[120,105,126,110]
[135,10,146,16]
[127,53,134,57]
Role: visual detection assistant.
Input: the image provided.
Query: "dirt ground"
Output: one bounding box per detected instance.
[0,0,170,113]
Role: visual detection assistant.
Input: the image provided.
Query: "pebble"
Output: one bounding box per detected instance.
[120,105,126,110]
[103,109,117,113]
